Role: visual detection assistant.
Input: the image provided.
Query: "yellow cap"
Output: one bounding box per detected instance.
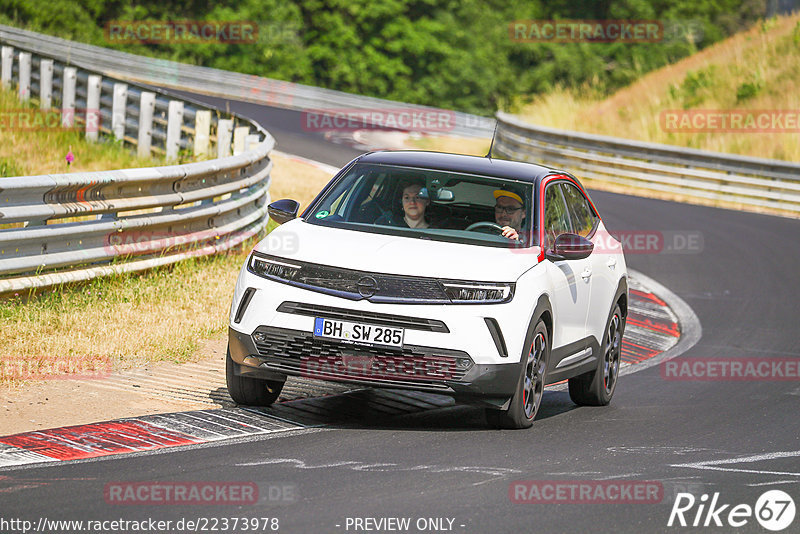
[493,189,523,205]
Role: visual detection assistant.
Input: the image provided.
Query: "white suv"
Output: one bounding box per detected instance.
[226,151,628,429]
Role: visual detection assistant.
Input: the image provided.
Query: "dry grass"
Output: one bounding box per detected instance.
[268,152,336,211]
[0,89,157,176]
[0,155,331,386]
[516,14,800,162]
[0,254,244,385]
[0,83,333,387]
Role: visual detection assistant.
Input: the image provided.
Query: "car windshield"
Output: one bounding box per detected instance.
[304,162,538,248]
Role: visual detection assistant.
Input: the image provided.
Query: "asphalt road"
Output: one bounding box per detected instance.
[3,96,800,534]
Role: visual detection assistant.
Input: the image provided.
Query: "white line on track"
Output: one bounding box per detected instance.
[670,450,800,477]
[235,457,522,478]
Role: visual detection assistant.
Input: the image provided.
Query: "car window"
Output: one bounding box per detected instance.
[561,182,597,237]
[305,163,537,248]
[543,183,572,248]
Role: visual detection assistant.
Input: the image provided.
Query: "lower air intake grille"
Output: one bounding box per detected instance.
[251,326,471,388]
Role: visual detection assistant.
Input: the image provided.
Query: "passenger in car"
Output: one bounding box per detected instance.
[494,188,526,241]
[375,180,432,229]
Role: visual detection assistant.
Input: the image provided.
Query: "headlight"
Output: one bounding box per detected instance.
[248,254,302,281]
[441,281,514,304]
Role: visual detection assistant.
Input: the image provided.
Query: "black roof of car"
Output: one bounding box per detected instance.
[356,150,560,183]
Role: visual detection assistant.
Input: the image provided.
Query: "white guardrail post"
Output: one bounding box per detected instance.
[137,91,155,157]
[0,28,275,296]
[247,134,260,152]
[233,126,249,156]
[86,74,101,141]
[193,110,211,158]
[39,59,53,109]
[217,119,233,158]
[0,45,11,88]
[0,130,274,293]
[112,83,127,140]
[17,51,30,101]
[61,67,76,127]
[165,100,183,161]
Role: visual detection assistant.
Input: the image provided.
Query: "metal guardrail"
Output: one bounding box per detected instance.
[0,24,495,138]
[0,37,275,295]
[494,111,800,214]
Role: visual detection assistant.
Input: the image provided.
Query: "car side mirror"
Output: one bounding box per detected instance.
[546,233,594,261]
[268,199,300,225]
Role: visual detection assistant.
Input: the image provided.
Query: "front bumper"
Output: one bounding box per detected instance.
[228,327,521,408]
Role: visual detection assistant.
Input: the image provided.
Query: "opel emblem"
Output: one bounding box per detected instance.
[356,276,379,298]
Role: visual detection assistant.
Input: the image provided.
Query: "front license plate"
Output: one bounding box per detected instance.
[313,318,404,348]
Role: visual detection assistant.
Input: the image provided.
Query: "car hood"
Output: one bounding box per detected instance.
[254,219,541,282]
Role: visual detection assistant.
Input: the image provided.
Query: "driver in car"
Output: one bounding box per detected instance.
[494,188,525,241]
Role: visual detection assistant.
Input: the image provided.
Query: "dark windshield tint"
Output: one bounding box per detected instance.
[305,163,538,248]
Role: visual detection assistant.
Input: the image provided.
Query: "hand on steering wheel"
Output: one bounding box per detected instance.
[465,221,520,240]
[465,221,504,233]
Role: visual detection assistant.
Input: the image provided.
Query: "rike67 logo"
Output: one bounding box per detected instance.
[668,490,795,531]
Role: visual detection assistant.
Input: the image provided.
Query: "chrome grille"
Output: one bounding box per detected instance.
[251,254,449,303]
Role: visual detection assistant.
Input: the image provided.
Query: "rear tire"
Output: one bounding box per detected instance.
[568,304,623,406]
[225,346,284,406]
[486,320,548,429]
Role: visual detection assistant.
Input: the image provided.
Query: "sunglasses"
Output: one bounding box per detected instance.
[494,205,523,215]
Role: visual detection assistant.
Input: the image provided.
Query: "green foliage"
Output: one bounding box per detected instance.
[0,0,766,115]
[670,66,717,108]
[0,156,24,177]
[736,73,763,102]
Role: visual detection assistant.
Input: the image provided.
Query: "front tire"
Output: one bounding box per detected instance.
[225,346,284,406]
[486,320,548,429]
[568,304,623,406]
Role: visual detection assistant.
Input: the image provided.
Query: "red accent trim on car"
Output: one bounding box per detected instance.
[539,173,601,251]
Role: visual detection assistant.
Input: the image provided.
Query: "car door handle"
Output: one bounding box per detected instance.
[581,268,592,280]
[606,258,617,269]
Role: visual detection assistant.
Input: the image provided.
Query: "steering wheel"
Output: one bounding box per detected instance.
[465,221,504,234]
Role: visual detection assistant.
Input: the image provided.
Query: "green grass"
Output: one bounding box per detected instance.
[0,87,160,177]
